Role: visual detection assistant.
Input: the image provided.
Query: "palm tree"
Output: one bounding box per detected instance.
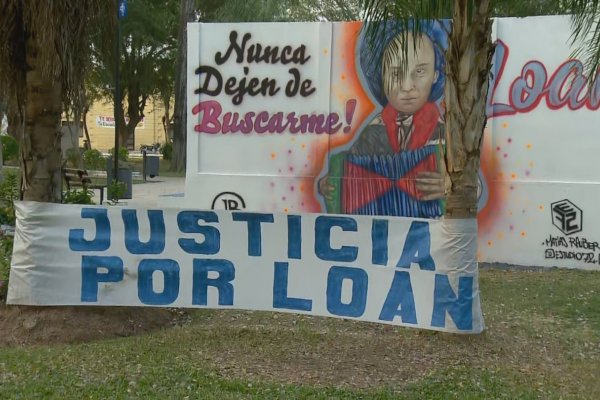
[361,0,600,219]
[570,1,600,77]
[0,1,112,202]
[362,1,494,219]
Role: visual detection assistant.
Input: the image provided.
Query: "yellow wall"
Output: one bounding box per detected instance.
[86,98,168,151]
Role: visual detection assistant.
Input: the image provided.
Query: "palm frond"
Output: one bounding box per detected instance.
[361,0,452,88]
[569,0,600,83]
[0,0,114,118]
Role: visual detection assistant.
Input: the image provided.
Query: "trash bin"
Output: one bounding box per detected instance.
[143,151,160,180]
[106,156,133,200]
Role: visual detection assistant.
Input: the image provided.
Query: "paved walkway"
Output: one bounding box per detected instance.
[93,176,185,207]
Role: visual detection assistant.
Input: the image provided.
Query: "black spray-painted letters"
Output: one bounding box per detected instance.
[195,31,315,105]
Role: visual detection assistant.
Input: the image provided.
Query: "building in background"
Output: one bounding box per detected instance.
[84,98,169,152]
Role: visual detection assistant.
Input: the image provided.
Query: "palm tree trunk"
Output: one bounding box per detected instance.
[21,37,62,202]
[443,0,494,218]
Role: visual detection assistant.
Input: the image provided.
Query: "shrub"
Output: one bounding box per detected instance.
[107,180,127,203]
[109,146,129,162]
[0,234,13,301]
[83,149,106,171]
[63,188,95,205]
[65,148,81,168]
[0,171,19,226]
[160,142,173,161]
[0,170,19,301]
[1,135,19,164]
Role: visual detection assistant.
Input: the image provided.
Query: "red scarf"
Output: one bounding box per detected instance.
[381,102,441,152]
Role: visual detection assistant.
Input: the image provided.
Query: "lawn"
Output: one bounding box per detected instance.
[0,267,599,399]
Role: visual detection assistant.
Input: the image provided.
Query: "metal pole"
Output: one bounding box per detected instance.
[113,2,121,184]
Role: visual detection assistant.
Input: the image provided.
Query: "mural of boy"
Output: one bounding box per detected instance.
[318,23,448,218]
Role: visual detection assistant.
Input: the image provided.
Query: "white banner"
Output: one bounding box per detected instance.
[8,202,483,333]
[96,115,145,129]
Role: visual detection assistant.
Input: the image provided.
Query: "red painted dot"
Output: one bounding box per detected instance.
[288,149,292,154]
[508,138,512,143]
[289,166,294,172]
[496,146,501,151]
[503,153,508,158]
[290,186,295,192]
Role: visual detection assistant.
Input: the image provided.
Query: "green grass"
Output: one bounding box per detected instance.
[0,345,368,399]
[1,268,599,399]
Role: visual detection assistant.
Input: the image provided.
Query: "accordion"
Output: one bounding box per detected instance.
[325,145,443,218]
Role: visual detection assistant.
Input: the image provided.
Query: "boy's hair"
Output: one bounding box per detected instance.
[359,21,447,107]
[381,33,435,96]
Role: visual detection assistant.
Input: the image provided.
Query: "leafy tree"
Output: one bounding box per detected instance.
[90,0,178,149]
[156,55,175,144]
[493,0,568,16]
[286,0,362,21]
[213,0,293,21]
[212,0,361,22]
[0,1,111,202]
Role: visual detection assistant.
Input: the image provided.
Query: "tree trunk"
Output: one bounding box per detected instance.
[443,0,494,218]
[21,37,63,202]
[122,120,138,150]
[120,91,147,150]
[171,0,195,172]
[117,117,128,150]
[162,97,171,143]
[82,106,92,150]
[7,95,23,141]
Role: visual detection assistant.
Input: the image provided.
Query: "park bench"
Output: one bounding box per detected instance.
[62,168,106,205]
